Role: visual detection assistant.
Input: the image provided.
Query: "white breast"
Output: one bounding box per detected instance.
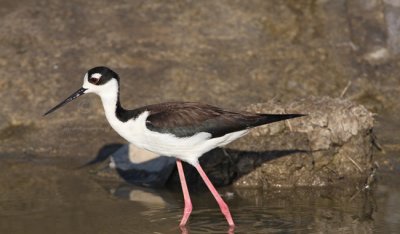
[106,111,248,165]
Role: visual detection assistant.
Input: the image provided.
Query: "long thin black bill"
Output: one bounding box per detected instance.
[44,87,87,116]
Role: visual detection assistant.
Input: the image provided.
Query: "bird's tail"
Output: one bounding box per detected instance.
[253,113,306,126]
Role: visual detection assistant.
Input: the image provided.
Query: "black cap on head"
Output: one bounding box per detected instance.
[87,66,119,85]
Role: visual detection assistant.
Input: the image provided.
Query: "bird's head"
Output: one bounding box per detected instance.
[44,66,119,116]
[83,66,120,95]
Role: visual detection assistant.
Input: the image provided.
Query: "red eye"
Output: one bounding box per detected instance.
[89,77,99,84]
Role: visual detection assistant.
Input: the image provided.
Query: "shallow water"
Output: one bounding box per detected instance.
[0,156,398,234]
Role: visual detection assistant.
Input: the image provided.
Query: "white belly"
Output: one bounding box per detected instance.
[108,111,248,165]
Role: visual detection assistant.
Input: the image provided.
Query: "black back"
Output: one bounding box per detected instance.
[116,102,304,138]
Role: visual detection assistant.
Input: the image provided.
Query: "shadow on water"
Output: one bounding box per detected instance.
[77,143,124,168]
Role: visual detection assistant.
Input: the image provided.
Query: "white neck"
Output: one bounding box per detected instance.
[96,80,122,128]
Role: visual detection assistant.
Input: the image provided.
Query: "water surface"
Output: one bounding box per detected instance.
[0,156,398,234]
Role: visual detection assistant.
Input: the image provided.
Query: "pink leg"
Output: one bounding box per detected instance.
[176,160,193,226]
[195,163,235,226]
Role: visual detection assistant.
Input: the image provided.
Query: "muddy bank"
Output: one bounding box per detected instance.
[0,0,399,161]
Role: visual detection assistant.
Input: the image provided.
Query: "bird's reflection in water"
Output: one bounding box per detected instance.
[107,183,238,234]
[111,185,169,207]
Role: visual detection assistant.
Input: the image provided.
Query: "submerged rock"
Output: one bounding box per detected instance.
[110,144,176,187]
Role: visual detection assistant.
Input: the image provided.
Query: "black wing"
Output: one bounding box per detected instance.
[140,102,304,138]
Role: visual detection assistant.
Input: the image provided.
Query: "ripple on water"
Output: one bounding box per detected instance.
[137,203,312,234]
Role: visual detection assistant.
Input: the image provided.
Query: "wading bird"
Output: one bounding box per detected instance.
[44,66,304,227]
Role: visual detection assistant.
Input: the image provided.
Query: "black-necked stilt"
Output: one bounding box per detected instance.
[44,66,305,227]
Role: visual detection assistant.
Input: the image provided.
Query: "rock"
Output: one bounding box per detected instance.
[233,96,374,188]
[92,144,176,188]
[111,144,176,187]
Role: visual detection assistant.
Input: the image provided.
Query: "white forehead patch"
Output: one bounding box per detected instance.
[91,73,102,79]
